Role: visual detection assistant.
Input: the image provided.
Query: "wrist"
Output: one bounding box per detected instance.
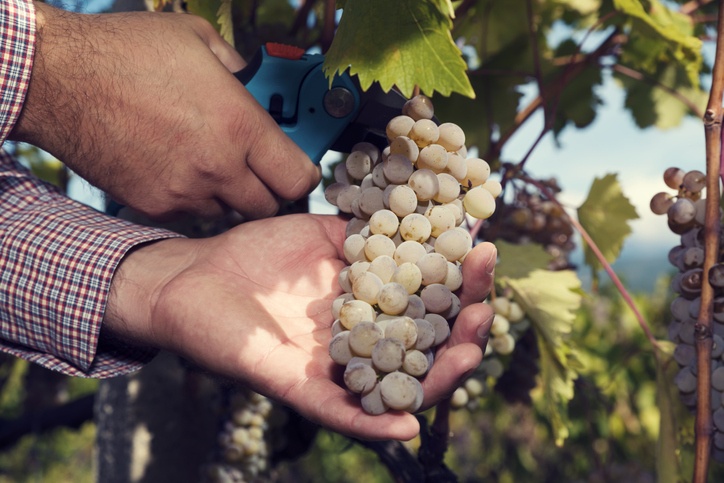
[104,237,198,350]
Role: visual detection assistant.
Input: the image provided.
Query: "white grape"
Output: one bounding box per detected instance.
[425,205,456,237]
[384,316,418,349]
[345,217,367,238]
[417,252,448,285]
[391,262,423,295]
[443,262,463,291]
[408,169,440,201]
[399,213,432,243]
[388,185,418,217]
[440,293,461,319]
[437,122,465,152]
[490,314,510,336]
[324,182,346,206]
[445,153,468,181]
[359,187,385,216]
[402,349,429,376]
[364,234,397,260]
[368,209,399,237]
[346,151,372,180]
[386,115,415,140]
[394,240,427,265]
[435,227,472,262]
[450,387,469,408]
[348,260,371,284]
[360,382,389,415]
[462,158,490,187]
[331,319,345,337]
[377,282,410,315]
[334,161,353,184]
[329,331,354,365]
[339,300,377,330]
[383,154,415,184]
[338,267,353,293]
[343,234,367,264]
[409,119,439,148]
[434,173,461,203]
[351,141,381,165]
[352,271,383,305]
[332,293,355,319]
[402,95,434,121]
[348,321,385,357]
[417,144,448,172]
[403,294,426,319]
[491,333,515,355]
[368,255,397,284]
[413,318,436,351]
[389,135,420,161]
[371,338,406,372]
[336,184,361,214]
[344,362,378,394]
[425,313,450,346]
[463,186,496,220]
[420,283,453,314]
[482,179,502,198]
[380,371,424,411]
[372,163,388,188]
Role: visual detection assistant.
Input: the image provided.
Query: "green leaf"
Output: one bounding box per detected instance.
[577,174,638,280]
[502,269,583,445]
[495,240,554,280]
[323,0,474,98]
[613,0,702,86]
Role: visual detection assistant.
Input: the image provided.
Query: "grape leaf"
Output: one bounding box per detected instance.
[577,174,638,280]
[323,0,474,98]
[216,0,234,47]
[613,0,702,86]
[495,240,554,280]
[502,269,583,446]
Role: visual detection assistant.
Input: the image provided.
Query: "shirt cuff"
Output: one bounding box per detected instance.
[0,154,183,378]
[0,0,35,144]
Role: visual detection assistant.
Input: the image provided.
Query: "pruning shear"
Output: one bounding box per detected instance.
[235,42,408,163]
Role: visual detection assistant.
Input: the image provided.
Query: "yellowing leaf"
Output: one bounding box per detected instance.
[323,0,474,98]
[502,269,583,445]
[577,174,638,280]
[217,0,234,47]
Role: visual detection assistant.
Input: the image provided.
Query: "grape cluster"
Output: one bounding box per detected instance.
[650,167,724,461]
[324,95,499,414]
[492,183,575,271]
[450,294,531,409]
[203,390,279,482]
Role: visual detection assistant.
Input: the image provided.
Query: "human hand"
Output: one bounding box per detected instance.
[10,3,319,220]
[104,214,495,440]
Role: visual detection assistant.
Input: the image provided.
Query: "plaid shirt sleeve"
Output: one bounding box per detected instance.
[0,0,34,144]
[0,1,183,377]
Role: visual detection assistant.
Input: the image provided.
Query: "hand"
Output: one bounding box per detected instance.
[104,214,496,440]
[10,3,320,220]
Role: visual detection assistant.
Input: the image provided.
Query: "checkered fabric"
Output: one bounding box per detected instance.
[0,1,180,377]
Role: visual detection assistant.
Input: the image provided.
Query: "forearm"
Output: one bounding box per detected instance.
[0,152,181,377]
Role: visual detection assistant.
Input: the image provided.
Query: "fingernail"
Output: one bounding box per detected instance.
[476,312,495,340]
[485,248,497,276]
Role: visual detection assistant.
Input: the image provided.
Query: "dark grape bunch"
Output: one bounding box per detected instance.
[324,94,499,414]
[489,179,575,271]
[450,293,531,409]
[650,167,724,461]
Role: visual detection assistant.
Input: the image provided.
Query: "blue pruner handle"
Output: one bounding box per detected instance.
[234,43,360,164]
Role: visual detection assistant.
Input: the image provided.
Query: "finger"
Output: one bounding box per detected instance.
[458,241,496,307]
[189,13,246,72]
[420,303,494,407]
[215,171,281,220]
[289,377,421,441]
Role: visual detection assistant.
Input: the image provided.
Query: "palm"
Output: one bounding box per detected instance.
[155,214,494,440]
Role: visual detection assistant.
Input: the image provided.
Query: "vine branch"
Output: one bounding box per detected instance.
[693,1,724,480]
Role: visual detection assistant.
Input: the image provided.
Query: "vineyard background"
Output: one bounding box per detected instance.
[2,0,723,481]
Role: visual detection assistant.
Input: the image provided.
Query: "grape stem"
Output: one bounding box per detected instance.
[693,1,724,480]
